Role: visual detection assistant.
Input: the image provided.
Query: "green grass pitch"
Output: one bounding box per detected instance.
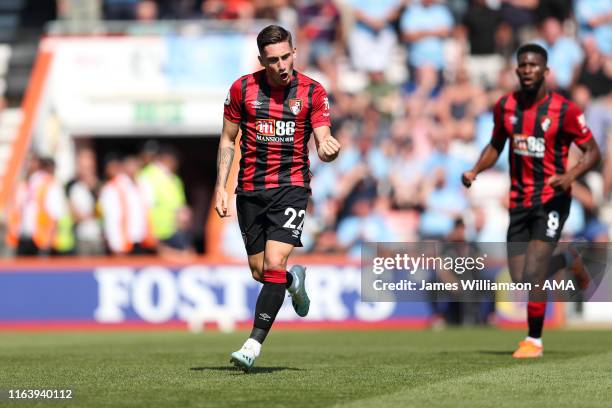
[1,329,611,407]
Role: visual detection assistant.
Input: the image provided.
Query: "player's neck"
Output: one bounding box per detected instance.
[520,86,548,107]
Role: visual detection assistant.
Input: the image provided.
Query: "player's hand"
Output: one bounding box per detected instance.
[461,170,477,188]
[320,137,341,162]
[215,188,230,218]
[547,174,574,192]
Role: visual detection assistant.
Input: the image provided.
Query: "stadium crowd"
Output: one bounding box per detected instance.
[6,145,195,258]
[4,0,611,261]
[213,0,612,258]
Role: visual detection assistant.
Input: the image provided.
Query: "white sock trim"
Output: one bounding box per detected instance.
[525,337,543,347]
[243,338,262,357]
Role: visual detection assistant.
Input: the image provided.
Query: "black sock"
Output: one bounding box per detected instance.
[285,271,293,289]
[251,282,286,344]
[545,253,568,279]
[528,316,545,338]
[249,327,269,343]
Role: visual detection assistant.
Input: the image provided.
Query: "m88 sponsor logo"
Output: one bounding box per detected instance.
[256,119,296,137]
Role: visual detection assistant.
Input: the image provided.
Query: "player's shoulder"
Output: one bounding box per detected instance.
[295,71,326,91]
[550,92,580,111]
[493,92,518,111]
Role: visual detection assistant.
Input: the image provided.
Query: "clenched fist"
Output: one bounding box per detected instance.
[319,137,341,162]
[215,188,229,218]
[461,170,477,188]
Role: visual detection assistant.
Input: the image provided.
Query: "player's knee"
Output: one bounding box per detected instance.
[263,253,288,272]
[250,267,264,282]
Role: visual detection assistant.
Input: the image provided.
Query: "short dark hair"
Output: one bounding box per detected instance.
[257,25,292,55]
[516,43,548,64]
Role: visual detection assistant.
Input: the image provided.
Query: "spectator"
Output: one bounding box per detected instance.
[500,0,539,44]
[535,17,584,92]
[460,0,505,89]
[57,0,102,22]
[127,0,173,35]
[419,167,468,239]
[296,0,342,85]
[199,0,254,20]
[337,197,397,258]
[347,0,403,75]
[390,138,426,209]
[400,0,454,83]
[103,0,138,20]
[5,155,69,256]
[436,66,486,143]
[138,145,192,252]
[537,0,573,23]
[99,155,156,255]
[135,0,158,21]
[573,36,612,100]
[574,0,612,56]
[65,148,105,256]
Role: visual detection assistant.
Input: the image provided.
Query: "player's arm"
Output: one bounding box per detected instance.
[548,138,601,192]
[214,118,239,217]
[310,84,339,162]
[313,125,341,162]
[548,104,601,192]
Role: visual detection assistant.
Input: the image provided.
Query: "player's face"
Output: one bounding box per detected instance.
[516,52,548,93]
[259,41,295,86]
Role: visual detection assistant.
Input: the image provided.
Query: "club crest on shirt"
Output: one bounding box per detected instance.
[289,98,302,115]
[509,115,517,125]
[541,115,551,132]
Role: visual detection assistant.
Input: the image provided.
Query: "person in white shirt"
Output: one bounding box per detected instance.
[6,156,68,256]
[99,154,156,255]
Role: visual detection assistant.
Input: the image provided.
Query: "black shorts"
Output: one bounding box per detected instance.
[236,186,309,255]
[507,194,571,256]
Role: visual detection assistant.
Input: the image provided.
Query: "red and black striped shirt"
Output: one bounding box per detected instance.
[224,70,331,193]
[492,91,593,209]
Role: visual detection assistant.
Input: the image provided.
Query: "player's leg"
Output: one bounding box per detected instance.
[236,193,267,282]
[231,188,309,372]
[247,251,264,282]
[506,207,530,284]
[513,197,571,358]
[507,207,544,357]
[544,245,590,290]
[230,194,268,371]
[230,240,295,372]
[250,240,296,341]
[263,187,311,317]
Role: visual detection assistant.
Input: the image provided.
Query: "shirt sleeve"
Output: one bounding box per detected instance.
[491,98,508,146]
[223,78,243,124]
[564,102,593,145]
[310,84,331,129]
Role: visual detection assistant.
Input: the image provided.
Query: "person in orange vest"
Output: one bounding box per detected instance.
[99,154,157,255]
[6,155,68,256]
